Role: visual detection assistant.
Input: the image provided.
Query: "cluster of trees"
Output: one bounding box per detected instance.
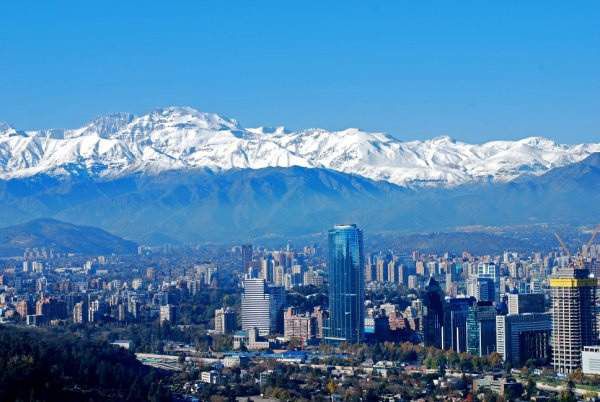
[177,287,241,327]
[0,325,171,402]
[423,348,503,372]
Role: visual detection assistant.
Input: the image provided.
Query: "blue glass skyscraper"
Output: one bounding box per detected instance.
[325,224,364,344]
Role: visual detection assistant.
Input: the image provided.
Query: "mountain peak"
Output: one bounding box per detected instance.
[67,112,135,139]
[429,135,456,144]
[518,136,557,147]
[148,106,240,131]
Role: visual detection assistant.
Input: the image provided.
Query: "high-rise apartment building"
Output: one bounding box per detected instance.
[73,301,88,324]
[214,307,236,334]
[550,268,597,373]
[284,307,316,344]
[160,304,176,325]
[324,224,364,344]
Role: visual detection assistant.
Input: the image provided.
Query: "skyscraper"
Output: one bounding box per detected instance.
[241,277,286,336]
[467,301,497,356]
[423,277,445,349]
[443,296,476,353]
[467,277,496,303]
[325,224,365,344]
[550,268,598,373]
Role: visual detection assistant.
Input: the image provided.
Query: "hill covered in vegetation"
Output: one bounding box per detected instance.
[0,325,170,402]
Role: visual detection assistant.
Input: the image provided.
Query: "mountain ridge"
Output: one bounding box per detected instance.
[0,218,138,256]
[1,106,599,187]
[0,153,598,244]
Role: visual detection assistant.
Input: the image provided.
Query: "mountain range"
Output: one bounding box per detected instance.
[1,106,599,187]
[0,106,598,244]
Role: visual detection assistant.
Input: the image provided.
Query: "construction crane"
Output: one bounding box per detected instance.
[554,225,600,269]
[585,224,600,250]
[554,232,571,257]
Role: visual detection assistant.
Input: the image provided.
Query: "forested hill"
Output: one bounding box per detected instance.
[0,325,171,402]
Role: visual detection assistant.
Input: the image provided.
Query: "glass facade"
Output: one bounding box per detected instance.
[466,301,497,356]
[325,224,364,343]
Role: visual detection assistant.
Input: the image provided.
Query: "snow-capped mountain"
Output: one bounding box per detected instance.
[1,106,598,187]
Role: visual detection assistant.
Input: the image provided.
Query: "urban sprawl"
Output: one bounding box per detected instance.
[1,224,600,402]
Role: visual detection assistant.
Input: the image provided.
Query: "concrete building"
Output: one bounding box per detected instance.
[467,277,496,303]
[550,268,597,374]
[241,277,285,336]
[311,306,328,339]
[201,370,222,385]
[496,312,552,367]
[507,293,545,315]
[582,346,600,375]
[73,301,87,324]
[160,304,176,325]
[283,307,316,344]
[214,307,236,334]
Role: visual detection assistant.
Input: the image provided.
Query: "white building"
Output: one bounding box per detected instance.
[582,346,600,375]
[241,277,285,336]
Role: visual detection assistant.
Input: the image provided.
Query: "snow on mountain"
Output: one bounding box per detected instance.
[1,106,599,187]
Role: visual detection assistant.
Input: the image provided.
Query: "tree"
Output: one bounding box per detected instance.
[488,352,503,368]
[326,379,337,395]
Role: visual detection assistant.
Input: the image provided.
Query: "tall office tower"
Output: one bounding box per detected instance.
[467,277,496,303]
[466,301,497,356]
[241,277,286,336]
[496,312,552,367]
[159,304,176,325]
[423,277,445,348]
[550,268,598,373]
[214,307,236,334]
[325,224,365,344]
[241,244,253,270]
[507,293,545,315]
[443,297,476,353]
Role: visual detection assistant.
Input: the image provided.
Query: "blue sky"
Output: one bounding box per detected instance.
[0,1,598,143]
